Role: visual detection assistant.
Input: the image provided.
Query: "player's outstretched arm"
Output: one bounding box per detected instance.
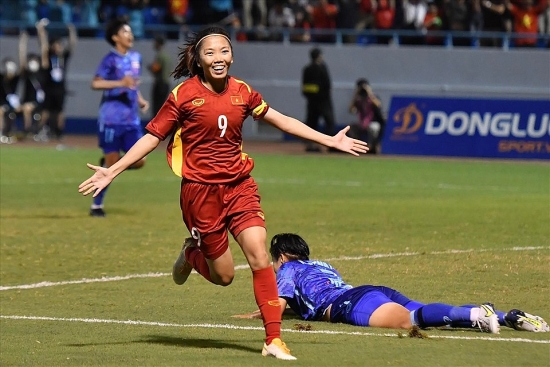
[262,108,369,156]
[78,133,160,197]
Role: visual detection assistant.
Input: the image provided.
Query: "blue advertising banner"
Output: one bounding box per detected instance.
[382,96,550,159]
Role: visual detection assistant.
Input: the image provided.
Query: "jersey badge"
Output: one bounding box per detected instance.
[230,95,245,105]
[192,98,205,106]
[257,211,265,220]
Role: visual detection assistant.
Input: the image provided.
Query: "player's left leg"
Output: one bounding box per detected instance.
[236,226,296,360]
[411,303,500,333]
[229,178,295,360]
[122,126,146,170]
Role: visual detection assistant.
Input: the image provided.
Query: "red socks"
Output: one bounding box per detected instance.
[252,267,282,344]
[185,246,212,283]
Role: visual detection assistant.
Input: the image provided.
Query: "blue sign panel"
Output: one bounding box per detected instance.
[382,96,550,159]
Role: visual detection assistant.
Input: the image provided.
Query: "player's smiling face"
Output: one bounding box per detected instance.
[198,35,233,90]
[113,25,134,51]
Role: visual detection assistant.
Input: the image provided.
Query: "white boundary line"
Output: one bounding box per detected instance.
[1,246,548,291]
[1,315,548,344]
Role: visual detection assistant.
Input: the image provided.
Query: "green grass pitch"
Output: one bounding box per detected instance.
[1,143,549,366]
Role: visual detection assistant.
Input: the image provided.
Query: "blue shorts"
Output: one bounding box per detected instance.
[98,125,143,154]
[329,285,423,326]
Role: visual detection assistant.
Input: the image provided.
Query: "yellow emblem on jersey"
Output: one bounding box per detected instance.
[192,98,205,106]
[257,211,265,220]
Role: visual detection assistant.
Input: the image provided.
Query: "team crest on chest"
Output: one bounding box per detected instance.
[192,98,205,106]
[230,95,244,105]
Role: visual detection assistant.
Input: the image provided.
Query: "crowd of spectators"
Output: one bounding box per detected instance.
[1,0,548,47]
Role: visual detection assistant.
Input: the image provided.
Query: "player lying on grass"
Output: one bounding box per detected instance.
[233,233,549,334]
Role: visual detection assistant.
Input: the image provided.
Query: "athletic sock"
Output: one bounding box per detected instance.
[252,267,282,345]
[411,303,472,328]
[454,305,507,327]
[92,184,109,208]
[184,246,212,283]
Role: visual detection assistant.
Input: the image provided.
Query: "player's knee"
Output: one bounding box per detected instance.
[213,273,234,286]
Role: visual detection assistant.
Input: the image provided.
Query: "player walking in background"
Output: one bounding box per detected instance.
[36,19,77,143]
[234,233,549,334]
[89,18,149,217]
[79,26,368,360]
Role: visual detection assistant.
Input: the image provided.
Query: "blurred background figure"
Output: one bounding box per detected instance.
[301,47,335,152]
[268,0,296,41]
[374,0,396,44]
[241,0,268,29]
[19,30,47,140]
[147,34,172,117]
[539,0,550,47]
[348,78,386,154]
[0,57,22,144]
[399,0,428,44]
[480,0,511,47]
[311,0,339,43]
[507,0,548,47]
[423,0,444,45]
[37,19,77,143]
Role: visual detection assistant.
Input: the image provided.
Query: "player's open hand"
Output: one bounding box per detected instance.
[78,164,114,197]
[331,126,369,156]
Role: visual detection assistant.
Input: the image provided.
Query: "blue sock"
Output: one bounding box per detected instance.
[412,303,472,328]
[455,304,507,327]
[92,184,109,208]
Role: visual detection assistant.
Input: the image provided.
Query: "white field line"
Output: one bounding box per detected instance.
[0,315,548,344]
[1,246,548,292]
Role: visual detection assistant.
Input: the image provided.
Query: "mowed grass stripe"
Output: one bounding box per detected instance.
[1,315,548,344]
[1,245,547,291]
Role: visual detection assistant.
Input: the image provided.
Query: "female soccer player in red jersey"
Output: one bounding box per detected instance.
[79,25,368,360]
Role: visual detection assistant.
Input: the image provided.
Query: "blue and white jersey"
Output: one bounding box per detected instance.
[276,260,353,321]
[95,49,142,128]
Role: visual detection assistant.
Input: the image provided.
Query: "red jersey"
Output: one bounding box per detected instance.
[145,75,269,183]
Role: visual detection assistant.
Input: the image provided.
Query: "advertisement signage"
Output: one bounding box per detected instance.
[383,96,550,159]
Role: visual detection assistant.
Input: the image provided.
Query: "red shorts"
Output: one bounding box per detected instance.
[179,176,266,260]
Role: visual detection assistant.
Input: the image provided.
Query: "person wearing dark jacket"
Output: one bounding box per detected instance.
[301,48,335,152]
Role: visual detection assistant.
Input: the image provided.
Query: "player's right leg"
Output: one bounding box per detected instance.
[91,126,122,217]
[504,309,549,332]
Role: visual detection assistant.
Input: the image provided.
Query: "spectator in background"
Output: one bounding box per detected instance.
[301,47,335,152]
[335,0,361,43]
[37,19,77,142]
[268,0,296,41]
[166,0,189,39]
[73,0,101,37]
[147,35,172,116]
[348,78,385,154]
[443,0,474,46]
[508,0,548,47]
[0,55,23,144]
[289,1,313,42]
[311,0,339,43]
[480,0,510,47]
[356,0,376,31]
[400,0,428,44]
[241,0,268,29]
[89,18,149,217]
[539,0,550,47]
[423,0,444,45]
[19,30,47,140]
[374,0,396,44]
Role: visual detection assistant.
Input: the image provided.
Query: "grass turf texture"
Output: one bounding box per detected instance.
[1,144,549,366]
